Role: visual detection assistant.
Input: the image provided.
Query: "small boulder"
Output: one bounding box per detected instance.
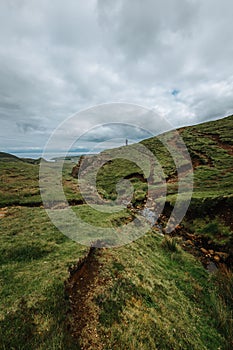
[200,248,208,255]
[185,240,194,246]
[215,252,229,261]
[213,255,220,263]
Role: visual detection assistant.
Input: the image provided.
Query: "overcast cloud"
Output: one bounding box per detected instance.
[0,0,233,155]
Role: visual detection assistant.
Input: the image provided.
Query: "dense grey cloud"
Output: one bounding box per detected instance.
[0,0,233,155]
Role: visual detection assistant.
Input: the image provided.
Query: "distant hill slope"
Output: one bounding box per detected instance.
[0,151,43,164]
[0,152,22,162]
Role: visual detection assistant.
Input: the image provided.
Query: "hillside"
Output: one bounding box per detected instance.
[94,115,233,203]
[92,115,233,245]
[0,151,22,162]
[0,115,232,349]
[66,235,232,350]
[67,114,233,349]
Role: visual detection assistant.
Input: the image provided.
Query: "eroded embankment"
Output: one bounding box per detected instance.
[170,226,233,272]
[64,198,233,348]
[65,245,108,350]
[159,197,233,270]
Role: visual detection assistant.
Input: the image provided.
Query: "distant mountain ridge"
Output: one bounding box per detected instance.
[0,152,43,164]
[0,152,22,161]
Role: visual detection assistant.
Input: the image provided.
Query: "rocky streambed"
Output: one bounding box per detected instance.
[136,205,232,273]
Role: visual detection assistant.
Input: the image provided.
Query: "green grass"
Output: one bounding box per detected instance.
[92,116,233,212]
[0,115,232,349]
[90,232,230,349]
[72,204,132,227]
[93,115,233,246]
[182,216,233,246]
[0,206,87,349]
[0,159,83,207]
[0,161,41,206]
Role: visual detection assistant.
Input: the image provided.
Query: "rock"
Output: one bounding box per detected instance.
[200,248,208,255]
[186,233,195,239]
[52,202,68,210]
[71,155,85,178]
[215,252,229,261]
[71,164,80,178]
[185,240,194,246]
[206,261,218,273]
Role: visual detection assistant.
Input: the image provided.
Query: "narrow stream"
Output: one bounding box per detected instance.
[138,207,164,235]
[137,205,219,273]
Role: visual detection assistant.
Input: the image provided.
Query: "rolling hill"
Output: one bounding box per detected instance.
[66,114,233,349]
[0,115,232,349]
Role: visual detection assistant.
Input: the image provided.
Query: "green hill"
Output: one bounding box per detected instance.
[0,151,22,162]
[0,151,43,164]
[67,114,233,349]
[0,115,232,349]
[92,115,233,241]
[94,114,233,202]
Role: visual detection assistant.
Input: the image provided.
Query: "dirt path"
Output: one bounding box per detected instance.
[65,245,109,350]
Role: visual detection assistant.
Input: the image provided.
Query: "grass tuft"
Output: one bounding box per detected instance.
[161,235,181,253]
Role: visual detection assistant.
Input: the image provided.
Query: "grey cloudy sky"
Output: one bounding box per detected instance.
[1,0,233,155]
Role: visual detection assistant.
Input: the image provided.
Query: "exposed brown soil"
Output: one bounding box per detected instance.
[208,133,233,156]
[0,198,85,209]
[166,166,192,183]
[63,204,233,349]
[170,226,233,271]
[0,207,8,218]
[217,206,233,231]
[65,245,109,350]
[165,197,233,270]
[124,172,147,182]
[190,149,214,168]
[0,201,43,208]
[142,198,233,271]
[187,198,233,231]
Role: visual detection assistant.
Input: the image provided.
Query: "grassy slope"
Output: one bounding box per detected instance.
[96,115,233,246]
[71,115,233,349]
[0,159,84,207]
[179,115,233,199]
[0,160,41,206]
[0,115,232,349]
[90,234,230,349]
[178,116,233,247]
[0,206,87,349]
